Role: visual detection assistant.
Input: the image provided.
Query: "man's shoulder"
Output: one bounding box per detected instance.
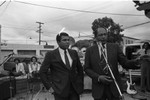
[107,43,117,45]
[44,49,56,57]
[68,49,77,53]
[89,44,96,48]
[107,43,119,48]
[85,45,97,53]
[47,48,58,53]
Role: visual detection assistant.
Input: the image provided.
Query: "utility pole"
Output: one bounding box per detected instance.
[36,22,44,45]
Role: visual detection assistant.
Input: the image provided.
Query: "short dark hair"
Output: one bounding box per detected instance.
[56,32,69,42]
[142,42,150,48]
[31,56,37,62]
[14,58,20,63]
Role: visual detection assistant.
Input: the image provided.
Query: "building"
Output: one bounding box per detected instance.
[0,44,56,62]
[0,35,144,63]
[122,36,140,45]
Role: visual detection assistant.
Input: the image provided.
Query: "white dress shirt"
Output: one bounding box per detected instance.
[58,48,73,67]
[97,42,107,60]
[28,62,41,73]
[16,63,25,74]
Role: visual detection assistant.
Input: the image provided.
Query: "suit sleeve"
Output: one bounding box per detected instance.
[39,51,52,90]
[75,50,84,81]
[117,44,138,69]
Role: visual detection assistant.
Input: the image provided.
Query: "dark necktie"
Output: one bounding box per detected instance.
[64,50,70,69]
[100,47,104,60]
[145,49,147,54]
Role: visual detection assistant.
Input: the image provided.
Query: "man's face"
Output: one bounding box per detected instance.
[96,28,108,43]
[32,58,36,63]
[144,44,149,49]
[15,60,19,64]
[58,35,70,50]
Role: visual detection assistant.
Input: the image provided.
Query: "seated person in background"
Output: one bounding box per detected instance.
[28,56,41,78]
[14,58,26,76]
[28,56,41,92]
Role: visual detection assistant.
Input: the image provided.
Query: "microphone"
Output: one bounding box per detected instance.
[8,52,15,57]
[0,52,15,66]
[4,62,16,72]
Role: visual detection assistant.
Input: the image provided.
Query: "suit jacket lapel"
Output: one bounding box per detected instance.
[55,48,69,69]
[94,44,108,72]
[106,43,110,63]
[68,49,75,68]
[93,45,101,63]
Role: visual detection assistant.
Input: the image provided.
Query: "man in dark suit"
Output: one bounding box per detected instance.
[84,27,139,100]
[39,32,83,100]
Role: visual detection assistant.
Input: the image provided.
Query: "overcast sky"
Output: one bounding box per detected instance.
[0,0,150,45]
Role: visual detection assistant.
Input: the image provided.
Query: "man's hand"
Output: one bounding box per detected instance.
[98,75,113,84]
[134,58,141,68]
[48,87,54,94]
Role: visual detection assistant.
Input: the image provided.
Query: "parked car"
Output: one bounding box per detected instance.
[123,43,143,80]
[2,54,44,74]
[6,54,44,64]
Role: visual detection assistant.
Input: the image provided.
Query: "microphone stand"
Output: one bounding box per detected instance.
[99,43,124,100]
[0,52,14,66]
[9,72,14,100]
[0,52,15,100]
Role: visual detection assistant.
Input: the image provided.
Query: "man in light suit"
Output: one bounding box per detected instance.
[39,32,83,100]
[84,27,139,100]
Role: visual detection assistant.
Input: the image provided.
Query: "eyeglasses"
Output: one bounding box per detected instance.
[61,39,70,42]
[97,33,107,37]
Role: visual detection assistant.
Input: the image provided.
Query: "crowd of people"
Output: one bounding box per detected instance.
[1,18,150,100]
[11,56,42,93]
[39,22,141,100]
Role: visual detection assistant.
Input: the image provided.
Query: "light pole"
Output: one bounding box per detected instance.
[36,22,44,45]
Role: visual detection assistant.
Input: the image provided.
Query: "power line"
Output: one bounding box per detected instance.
[2,20,150,40]
[45,2,112,24]
[0,0,6,7]
[0,1,11,17]
[14,0,144,17]
[123,21,150,29]
[2,25,35,30]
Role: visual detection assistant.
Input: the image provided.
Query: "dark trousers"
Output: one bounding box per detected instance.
[94,85,120,100]
[141,61,150,91]
[54,83,79,100]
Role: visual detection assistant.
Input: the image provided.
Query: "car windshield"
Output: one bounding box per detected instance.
[6,55,43,64]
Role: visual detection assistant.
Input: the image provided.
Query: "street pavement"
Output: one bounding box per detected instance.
[10,89,150,100]
[9,79,150,100]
